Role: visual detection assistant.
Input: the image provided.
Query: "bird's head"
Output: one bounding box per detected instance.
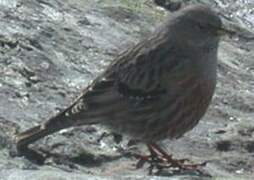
[166,5,227,47]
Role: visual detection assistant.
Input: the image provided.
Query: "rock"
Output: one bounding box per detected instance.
[0,0,253,179]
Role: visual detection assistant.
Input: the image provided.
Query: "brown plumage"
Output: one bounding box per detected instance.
[14,4,224,169]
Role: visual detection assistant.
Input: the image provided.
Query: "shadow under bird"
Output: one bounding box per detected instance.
[14,4,228,173]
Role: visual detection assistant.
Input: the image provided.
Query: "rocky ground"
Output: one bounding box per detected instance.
[0,0,253,179]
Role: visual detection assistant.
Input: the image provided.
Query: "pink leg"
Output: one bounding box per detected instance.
[134,143,207,175]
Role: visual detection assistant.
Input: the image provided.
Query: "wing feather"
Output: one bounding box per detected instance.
[64,31,191,123]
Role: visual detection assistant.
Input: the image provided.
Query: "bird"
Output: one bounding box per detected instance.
[14,4,226,172]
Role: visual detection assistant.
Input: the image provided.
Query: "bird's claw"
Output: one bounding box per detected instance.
[133,143,208,175]
[134,152,207,175]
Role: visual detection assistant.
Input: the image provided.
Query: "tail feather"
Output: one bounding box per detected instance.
[14,80,117,150]
[15,125,57,149]
[15,111,73,150]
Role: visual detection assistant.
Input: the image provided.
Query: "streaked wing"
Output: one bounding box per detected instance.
[64,31,189,124]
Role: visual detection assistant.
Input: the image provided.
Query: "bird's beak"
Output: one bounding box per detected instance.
[216,24,234,37]
[217,24,236,36]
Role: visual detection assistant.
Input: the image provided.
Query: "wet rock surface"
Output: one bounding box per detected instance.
[0,0,253,179]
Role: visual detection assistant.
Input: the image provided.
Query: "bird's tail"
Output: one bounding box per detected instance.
[15,110,77,151]
[14,81,113,151]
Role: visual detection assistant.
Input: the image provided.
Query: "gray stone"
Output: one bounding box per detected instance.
[0,0,253,179]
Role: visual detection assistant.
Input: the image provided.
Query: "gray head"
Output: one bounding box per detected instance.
[165,5,223,48]
[157,5,224,80]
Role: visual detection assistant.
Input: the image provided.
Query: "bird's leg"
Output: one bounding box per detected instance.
[134,143,167,172]
[134,143,206,174]
[148,143,206,171]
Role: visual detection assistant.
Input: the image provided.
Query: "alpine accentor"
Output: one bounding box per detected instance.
[15,4,225,169]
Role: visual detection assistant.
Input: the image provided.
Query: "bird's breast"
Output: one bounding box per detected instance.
[164,76,216,139]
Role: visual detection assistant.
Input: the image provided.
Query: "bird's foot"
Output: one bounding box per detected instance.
[134,143,208,176]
